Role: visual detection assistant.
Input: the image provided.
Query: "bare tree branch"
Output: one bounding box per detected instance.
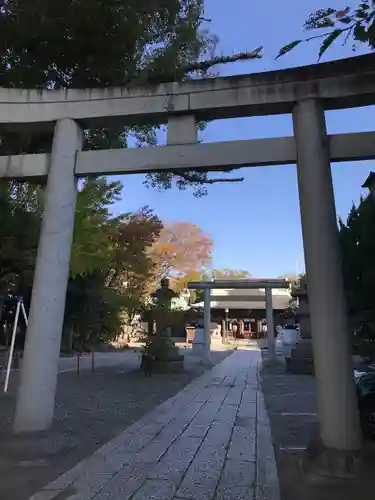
[173,171,244,184]
[176,48,263,74]
[140,48,263,85]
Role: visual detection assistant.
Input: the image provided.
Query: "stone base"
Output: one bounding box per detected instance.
[146,335,184,372]
[192,342,206,356]
[210,336,223,348]
[286,357,314,375]
[152,358,184,373]
[198,355,215,368]
[301,437,364,480]
[191,327,212,359]
[286,339,314,375]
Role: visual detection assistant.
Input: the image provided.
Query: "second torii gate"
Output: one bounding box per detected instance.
[187,278,290,361]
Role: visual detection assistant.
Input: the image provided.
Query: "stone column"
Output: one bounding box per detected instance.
[203,288,212,360]
[221,319,227,343]
[167,115,197,145]
[14,119,82,433]
[293,99,361,453]
[265,288,275,358]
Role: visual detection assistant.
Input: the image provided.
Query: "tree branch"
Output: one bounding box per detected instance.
[173,171,244,184]
[176,48,263,74]
[200,177,244,184]
[139,48,263,85]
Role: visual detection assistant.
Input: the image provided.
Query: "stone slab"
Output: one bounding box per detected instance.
[176,446,227,500]
[27,349,279,500]
[148,436,202,482]
[227,426,256,462]
[94,462,156,500]
[184,423,210,438]
[201,422,234,449]
[218,459,256,488]
[214,404,239,425]
[28,493,64,500]
[215,486,255,500]
[132,479,176,500]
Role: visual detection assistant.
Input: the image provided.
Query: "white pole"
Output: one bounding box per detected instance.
[4,300,21,393]
[21,302,28,326]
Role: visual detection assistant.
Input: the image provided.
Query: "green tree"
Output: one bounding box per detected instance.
[71,178,123,276]
[338,196,375,355]
[0,0,261,348]
[0,177,121,296]
[0,0,261,194]
[63,204,163,351]
[277,2,375,59]
[0,180,43,297]
[0,175,163,350]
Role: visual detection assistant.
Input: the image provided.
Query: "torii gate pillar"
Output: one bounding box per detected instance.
[14,119,82,433]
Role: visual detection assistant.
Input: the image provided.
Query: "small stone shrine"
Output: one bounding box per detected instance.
[285,276,315,374]
[149,278,184,372]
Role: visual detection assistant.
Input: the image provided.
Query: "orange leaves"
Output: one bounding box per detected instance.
[106,206,163,287]
[335,7,350,19]
[150,221,213,280]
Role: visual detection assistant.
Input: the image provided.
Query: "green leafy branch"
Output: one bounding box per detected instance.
[276,2,375,60]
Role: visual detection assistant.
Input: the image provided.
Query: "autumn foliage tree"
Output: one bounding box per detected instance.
[183,268,252,302]
[210,268,252,280]
[106,207,163,289]
[150,222,213,287]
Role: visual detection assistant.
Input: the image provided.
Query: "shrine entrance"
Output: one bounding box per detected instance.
[0,54,373,465]
[187,278,290,361]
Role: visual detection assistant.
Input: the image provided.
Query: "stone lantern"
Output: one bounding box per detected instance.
[149,278,184,372]
[292,276,311,340]
[151,278,177,336]
[286,276,314,374]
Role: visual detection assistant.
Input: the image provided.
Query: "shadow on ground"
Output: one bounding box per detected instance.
[260,355,375,500]
[0,350,231,500]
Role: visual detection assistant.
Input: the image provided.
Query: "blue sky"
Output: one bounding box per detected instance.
[112,0,374,278]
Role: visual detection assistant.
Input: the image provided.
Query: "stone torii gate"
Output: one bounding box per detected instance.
[1,54,374,470]
[187,278,290,360]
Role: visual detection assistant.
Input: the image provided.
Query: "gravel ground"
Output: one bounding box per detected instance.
[0,349,232,500]
[260,354,375,500]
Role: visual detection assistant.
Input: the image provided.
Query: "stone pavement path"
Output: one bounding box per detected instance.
[28,348,279,500]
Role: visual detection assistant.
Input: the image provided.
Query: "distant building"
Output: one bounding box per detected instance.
[190,287,291,338]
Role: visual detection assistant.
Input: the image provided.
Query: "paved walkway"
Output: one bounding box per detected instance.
[29,348,279,500]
